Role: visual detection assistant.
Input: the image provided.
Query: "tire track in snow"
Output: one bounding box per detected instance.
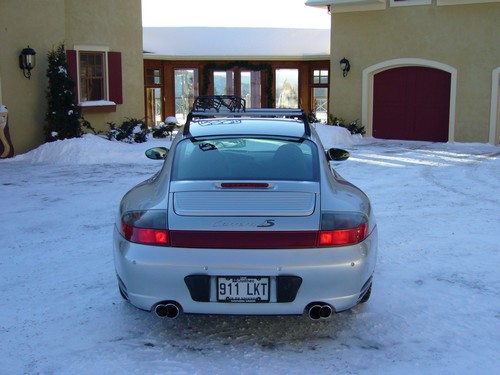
[419,151,500,205]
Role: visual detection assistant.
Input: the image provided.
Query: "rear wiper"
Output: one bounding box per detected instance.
[199,143,217,151]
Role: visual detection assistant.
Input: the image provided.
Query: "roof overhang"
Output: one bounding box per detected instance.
[143,54,331,62]
[305,0,386,13]
[143,27,330,61]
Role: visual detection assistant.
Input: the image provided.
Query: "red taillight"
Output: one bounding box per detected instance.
[122,223,169,245]
[120,210,169,246]
[318,224,368,246]
[318,212,369,246]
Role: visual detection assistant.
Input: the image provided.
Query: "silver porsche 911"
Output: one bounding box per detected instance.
[113,96,377,320]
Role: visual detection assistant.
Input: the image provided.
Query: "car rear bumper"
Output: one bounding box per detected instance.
[113,225,378,316]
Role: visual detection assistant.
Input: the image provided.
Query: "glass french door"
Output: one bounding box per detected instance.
[145,67,162,127]
[175,69,199,124]
[276,69,299,108]
[213,71,234,96]
[312,87,328,123]
[241,71,261,108]
[213,70,261,108]
[146,87,162,126]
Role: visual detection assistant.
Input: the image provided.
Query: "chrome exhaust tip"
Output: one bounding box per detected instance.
[307,303,334,320]
[154,302,180,319]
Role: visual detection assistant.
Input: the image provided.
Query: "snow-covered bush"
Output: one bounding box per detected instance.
[105,118,149,143]
[151,123,175,139]
[327,114,365,135]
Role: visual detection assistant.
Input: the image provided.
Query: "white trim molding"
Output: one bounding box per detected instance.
[73,45,110,52]
[390,0,432,7]
[489,67,500,145]
[437,0,500,5]
[305,0,386,13]
[362,58,457,142]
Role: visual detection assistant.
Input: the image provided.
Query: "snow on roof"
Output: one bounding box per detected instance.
[143,27,330,60]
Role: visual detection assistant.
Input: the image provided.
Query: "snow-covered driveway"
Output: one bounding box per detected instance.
[1,129,499,374]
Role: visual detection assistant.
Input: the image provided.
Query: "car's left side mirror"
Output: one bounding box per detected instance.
[145,147,169,160]
[326,148,350,161]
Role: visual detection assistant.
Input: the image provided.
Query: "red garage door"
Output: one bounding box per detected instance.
[373,67,451,142]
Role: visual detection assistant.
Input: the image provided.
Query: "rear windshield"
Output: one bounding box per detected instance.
[171,137,318,181]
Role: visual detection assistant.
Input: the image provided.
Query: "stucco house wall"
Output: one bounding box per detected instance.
[0,0,144,155]
[308,0,500,144]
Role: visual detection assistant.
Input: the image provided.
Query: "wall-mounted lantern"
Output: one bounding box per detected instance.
[339,57,350,77]
[19,46,36,79]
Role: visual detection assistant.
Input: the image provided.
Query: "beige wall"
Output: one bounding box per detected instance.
[63,0,145,131]
[0,0,144,155]
[330,2,500,143]
[0,1,65,154]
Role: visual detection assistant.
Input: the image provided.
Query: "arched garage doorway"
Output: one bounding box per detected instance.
[372,66,451,142]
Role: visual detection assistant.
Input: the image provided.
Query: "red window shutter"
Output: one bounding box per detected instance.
[66,50,78,104]
[108,52,123,104]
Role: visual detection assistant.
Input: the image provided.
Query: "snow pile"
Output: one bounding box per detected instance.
[313,123,363,148]
[12,124,362,164]
[14,134,168,165]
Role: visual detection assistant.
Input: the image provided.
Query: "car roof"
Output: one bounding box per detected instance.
[182,95,312,139]
[187,117,309,139]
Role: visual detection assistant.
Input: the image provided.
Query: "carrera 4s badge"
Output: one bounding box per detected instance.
[257,219,275,228]
[213,219,275,228]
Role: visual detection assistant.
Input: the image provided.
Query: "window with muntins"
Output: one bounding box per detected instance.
[79,52,105,102]
[145,67,161,85]
[311,68,329,123]
[145,67,163,126]
[313,69,329,85]
[66,47,123,107]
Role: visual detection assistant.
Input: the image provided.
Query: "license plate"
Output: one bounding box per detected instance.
[217,276,270,303]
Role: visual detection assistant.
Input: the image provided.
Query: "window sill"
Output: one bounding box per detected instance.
[79,100,117,114]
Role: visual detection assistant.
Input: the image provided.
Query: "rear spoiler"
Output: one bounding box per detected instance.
[183,95,311,137]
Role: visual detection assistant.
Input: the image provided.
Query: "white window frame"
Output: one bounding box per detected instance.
[73,45,110,104]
